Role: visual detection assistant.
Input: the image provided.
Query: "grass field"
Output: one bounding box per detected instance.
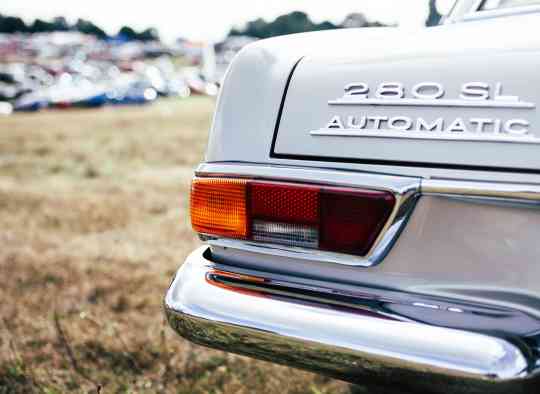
[0,98,354,394]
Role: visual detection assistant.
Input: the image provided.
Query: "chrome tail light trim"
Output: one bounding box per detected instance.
[195,162,420,267]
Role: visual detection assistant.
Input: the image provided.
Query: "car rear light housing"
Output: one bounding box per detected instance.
[191,177,396,257]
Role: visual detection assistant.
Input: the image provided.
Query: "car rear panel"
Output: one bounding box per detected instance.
[167,9,540,392]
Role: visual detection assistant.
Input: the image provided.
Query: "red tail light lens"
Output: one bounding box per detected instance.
[251,182,319,224]
[319,189,394,256]
[190,177,395,257]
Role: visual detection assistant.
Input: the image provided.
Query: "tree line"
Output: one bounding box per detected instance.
[0,14,159,41]
[228,11,386,39]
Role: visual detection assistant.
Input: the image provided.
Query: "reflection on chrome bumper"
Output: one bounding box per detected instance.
[164,247,539,393]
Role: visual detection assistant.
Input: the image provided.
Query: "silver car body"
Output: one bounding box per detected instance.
[165,2,540,393]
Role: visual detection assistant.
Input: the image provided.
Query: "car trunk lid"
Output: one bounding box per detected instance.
[272,18,540,172]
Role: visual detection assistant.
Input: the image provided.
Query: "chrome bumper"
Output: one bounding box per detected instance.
[164,247,539,393]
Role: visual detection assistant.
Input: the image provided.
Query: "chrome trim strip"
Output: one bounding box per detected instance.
[165,248,535,391]
[422,178,540,202]
[196,162,420,267]
[310,129,540,145]
[328,98,535,109]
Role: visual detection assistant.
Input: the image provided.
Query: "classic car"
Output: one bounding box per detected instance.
[165,1,540,393]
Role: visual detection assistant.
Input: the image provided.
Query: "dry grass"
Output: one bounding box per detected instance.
[0,98,353,394]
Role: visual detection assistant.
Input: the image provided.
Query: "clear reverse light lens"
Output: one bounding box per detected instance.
[252,220,319,248]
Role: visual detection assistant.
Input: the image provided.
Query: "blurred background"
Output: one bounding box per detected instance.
[0,1,452,393]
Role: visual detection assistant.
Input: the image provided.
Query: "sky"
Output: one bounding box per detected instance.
[1,0,456,42]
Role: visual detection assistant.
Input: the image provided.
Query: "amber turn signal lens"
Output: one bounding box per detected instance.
[190,178,248,238]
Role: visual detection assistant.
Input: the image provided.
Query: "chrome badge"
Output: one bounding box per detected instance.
[311,82,538,144]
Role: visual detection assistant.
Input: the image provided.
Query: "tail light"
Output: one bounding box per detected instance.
[191,177,395,257]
